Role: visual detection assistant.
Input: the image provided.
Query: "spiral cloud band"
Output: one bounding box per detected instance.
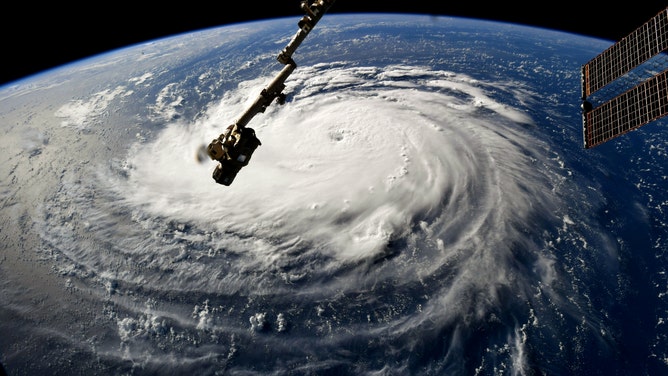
[41,62,579,374]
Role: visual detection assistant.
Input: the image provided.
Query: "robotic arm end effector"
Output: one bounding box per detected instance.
[207,125,262,186]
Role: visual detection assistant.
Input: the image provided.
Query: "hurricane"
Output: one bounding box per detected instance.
[31,61,617,374]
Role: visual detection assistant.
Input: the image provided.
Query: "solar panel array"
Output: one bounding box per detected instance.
[581,7,668,148]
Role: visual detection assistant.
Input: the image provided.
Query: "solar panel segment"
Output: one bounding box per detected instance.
[584,69,668,148]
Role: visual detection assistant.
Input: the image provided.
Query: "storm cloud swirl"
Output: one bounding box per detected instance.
[40,63,587,374]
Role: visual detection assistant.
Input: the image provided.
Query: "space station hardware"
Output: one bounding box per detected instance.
[581,7,668,148]
[206,0,336,185]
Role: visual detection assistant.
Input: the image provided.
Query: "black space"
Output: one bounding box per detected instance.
[3,1,666,86]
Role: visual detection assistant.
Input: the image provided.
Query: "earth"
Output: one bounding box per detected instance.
[1,13,667,376]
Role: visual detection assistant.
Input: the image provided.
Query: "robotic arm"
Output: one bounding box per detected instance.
[206,0,336,186]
